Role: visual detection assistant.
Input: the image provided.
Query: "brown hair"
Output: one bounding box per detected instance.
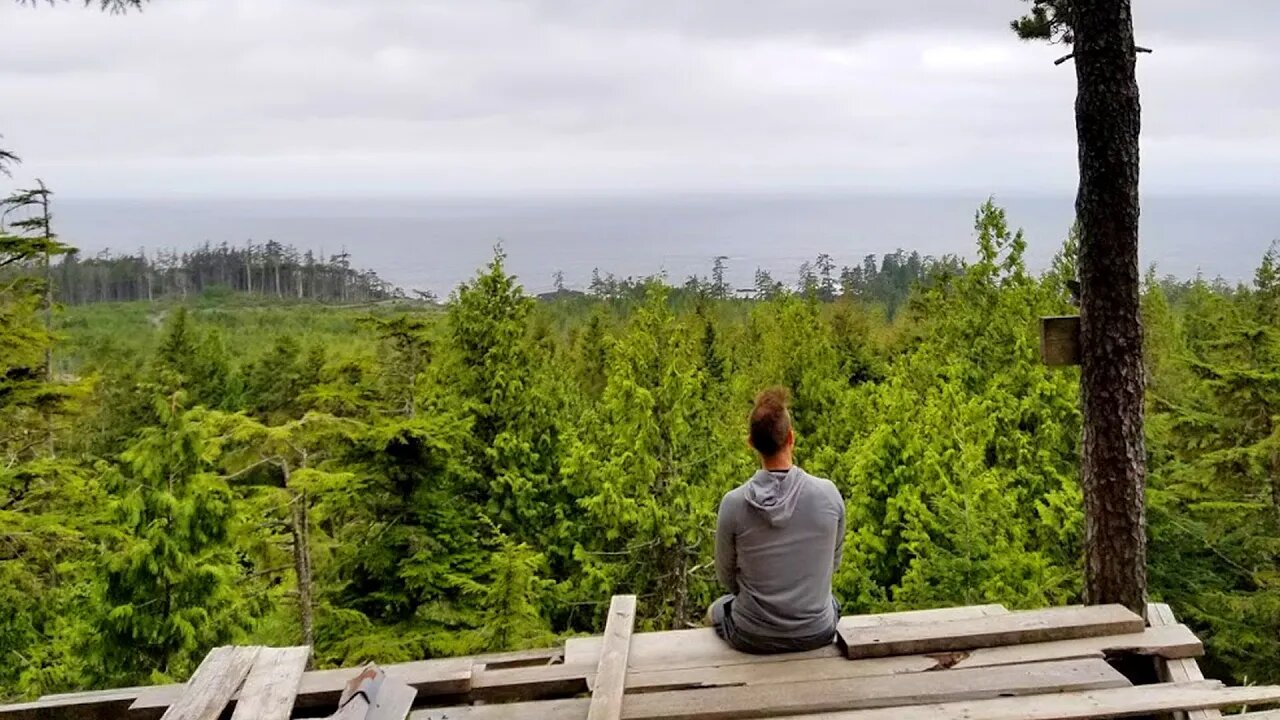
[749,387,792,457]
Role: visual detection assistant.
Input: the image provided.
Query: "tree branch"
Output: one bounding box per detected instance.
[222,456,284,484]
[1054,46,1152,66]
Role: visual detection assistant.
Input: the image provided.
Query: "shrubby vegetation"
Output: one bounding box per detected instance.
[2,201,1278,697]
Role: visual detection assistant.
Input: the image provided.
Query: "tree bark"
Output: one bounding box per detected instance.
[286,462,316,652]
[1073,0,1147,615]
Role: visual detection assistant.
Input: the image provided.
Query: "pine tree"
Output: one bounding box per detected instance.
[564,283,739,629]
[445,248,562,543]
[216,411,363,653]
[95,393,247,684]
[1014,0,1148,614]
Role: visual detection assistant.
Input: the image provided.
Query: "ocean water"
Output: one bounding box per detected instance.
[51,193,1280,296]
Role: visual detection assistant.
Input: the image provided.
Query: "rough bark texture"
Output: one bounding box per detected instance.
[1073,0,1147,615]
[287,464,315,654]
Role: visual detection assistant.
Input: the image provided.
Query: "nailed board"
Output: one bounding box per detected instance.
[478,622,1199,699]
[566,605,1006,672]
[841,604,1145,659]
[616,657,1129,720]
[472,663,589,702]
[774,682,1280,720]
[1041,316,1081,366]
[587,595,637,720]
[130,656,472,719]
[616,624,1201,693]
[0,696,137,720]
[155,646,261,720]
[417,658,1129,720]
[1149,603,1222,720]
[229,646,311,720]
[476,620,1192,696]
[838,604,1007,630]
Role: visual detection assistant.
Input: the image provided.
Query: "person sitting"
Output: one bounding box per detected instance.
[709,387,845,653]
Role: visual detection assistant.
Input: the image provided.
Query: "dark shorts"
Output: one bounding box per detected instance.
[708,595,839,654]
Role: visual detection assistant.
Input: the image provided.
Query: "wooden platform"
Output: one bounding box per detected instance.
[3,601,1278,720]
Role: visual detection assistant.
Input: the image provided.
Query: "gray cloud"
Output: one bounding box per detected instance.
[0,0,1275,197]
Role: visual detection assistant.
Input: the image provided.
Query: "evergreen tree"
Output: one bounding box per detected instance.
[564,284,739,629]
[95,393,247,684]
[445,248,561,543]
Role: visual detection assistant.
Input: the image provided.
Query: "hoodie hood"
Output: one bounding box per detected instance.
[744,466,807,527]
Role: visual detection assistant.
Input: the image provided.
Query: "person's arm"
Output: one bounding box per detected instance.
[715,494,740,594]
[833,499,846,575]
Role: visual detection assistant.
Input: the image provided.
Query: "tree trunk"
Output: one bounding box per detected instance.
[1074,0,1147,615]
[286,463,316,652]
[1269,450,1280,527]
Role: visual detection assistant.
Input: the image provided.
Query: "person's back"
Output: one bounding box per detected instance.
[710,388,845,654]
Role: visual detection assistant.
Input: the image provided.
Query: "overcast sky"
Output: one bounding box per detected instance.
[1,1,1277,198]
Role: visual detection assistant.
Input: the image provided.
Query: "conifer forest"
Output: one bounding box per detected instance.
[3,199,1279,699]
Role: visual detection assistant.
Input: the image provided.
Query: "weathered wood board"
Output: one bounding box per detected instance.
[154,646,260,720]
[1149,602,1222,720]
[471,663,589,701]
[229,646,310,720]
[587,595,637,720]
[130,655,471,718]
[415,682,1280,720]
[474,622,1200,700]
[838,604,1007,630]
[841,604,1145,659]
[782,682,1280,720]
[417,658,1130,720]
[0,695,137,720]
[614,624,1201,693]
[1041,315,1081,366]
[566,605,1008,671]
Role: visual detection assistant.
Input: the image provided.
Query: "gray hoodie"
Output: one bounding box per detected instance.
[715,466,845,639]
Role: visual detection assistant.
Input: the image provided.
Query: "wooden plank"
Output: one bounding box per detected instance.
[153,646,260,720]
[785,682,1280,720]
[566,626,841,671]
[333,665,418,720]
[470,623,1201,700]
[229,646,310,720]
[419,658,1129,720]
[587,595,637,720]
[472,646,563,670]
[416,683,1280,720]
[1041,315,1081,366]
[838,604,1007,630]
[626,657,1129,720]
[565,605,1004,671]
[0,696,135,720]
[1149,602,1221,720]
[129,656,471,719]
[841,604,1145,659]
[617,624,1202,693]
[37,686,152,703]
[472,663,588,702]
